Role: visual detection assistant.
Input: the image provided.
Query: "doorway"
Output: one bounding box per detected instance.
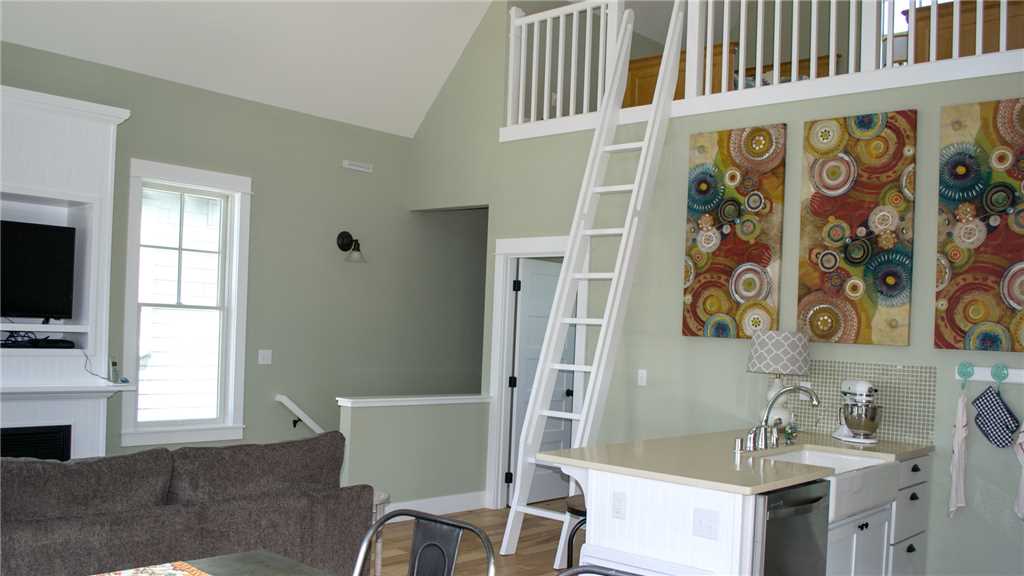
[485,236,587,510]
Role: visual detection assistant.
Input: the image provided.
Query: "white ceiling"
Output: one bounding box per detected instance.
[1,1,490,138]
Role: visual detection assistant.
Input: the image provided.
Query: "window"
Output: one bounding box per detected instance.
[122,159,251,446]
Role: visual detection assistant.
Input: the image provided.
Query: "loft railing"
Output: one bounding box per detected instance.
[504,0,1022,138]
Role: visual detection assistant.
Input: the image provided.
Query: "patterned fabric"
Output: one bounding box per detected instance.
[682,124,786,339]
[972,386,1021,448]
[746,330,811,375]
[94,561,209,576]
[934,98,1024,352]
[798,110,918,346]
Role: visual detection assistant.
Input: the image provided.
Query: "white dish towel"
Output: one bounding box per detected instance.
[949,392,968,517]
[1014,430,1024,521]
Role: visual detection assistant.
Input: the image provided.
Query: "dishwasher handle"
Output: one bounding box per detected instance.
[766,495,827,521]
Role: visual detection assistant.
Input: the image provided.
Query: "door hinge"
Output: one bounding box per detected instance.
[504,472,514,484]
[512,279,522,292]
[508,376,518,389]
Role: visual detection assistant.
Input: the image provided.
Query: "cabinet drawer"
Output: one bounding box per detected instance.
[891,484,930,543]
[898,456,931,489]
[888,532,927,576]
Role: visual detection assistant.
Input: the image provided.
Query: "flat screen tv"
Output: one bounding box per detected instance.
[1,220,76,320]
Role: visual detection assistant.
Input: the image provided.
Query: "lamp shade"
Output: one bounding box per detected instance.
[746,330,810,376]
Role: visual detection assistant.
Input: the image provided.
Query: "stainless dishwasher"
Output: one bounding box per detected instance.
[755,479,830,576]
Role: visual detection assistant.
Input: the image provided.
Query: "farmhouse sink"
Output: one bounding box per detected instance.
[768,449,899,522]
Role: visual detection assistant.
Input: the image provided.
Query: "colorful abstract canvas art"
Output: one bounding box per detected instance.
[797,110,917,345]
[934,98,1024,352]
[682,124,786,338]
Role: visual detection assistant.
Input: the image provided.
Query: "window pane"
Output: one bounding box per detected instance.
[181,251,219,306]
[141,189,180,248]
[139,247,179,304]
[182,194,223,252]
[137,306,220,422]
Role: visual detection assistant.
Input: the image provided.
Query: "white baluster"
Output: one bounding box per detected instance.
[508,8,525,126]
[598,3,607,105]
[976,0,984,56]
[544,18,553,120]
[557,14,566,118]
[738,0,748,90]
[953,0,961,59]
[930,0,938,61]
[811,0,819,78]
[685,0,708,98]
[584,6,593,113]
[755,0,765,87]
[849,0,860,73]
[830,0,838,75]
[531,21,540,121]
[773,0,782,85]
[861,0,880,70]
[908,0,916,65]
[792,0,801,82]
[570,9,579,115]
[1000,0,1008,52]
[887,0,895,66]
[722,0,732,92]
[519,17,528,124]
[706,0,715,95]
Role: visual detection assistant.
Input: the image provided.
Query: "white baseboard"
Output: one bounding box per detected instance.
[385,490,487,519]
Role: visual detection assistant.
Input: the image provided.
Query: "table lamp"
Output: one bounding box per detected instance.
[747,330,811,426]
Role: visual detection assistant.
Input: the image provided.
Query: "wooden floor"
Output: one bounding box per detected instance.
[378,500,573,576]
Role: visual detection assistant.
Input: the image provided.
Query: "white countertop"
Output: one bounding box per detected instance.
[536,430,933,495]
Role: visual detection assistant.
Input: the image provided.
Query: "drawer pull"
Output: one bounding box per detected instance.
[907,544,917,554]
[909,492,920,501]
[911,464,921,472]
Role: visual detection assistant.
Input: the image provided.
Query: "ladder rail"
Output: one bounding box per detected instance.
[576,0,686,447]
[505,8,637,505]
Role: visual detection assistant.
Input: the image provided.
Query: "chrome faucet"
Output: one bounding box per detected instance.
[741,384,821,452]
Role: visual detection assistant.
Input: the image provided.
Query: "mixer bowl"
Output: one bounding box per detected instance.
[841,404,881,438]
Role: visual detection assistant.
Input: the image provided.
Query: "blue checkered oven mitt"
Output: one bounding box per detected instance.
[972,386,1020,449]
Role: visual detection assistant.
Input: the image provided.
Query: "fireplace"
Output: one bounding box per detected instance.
[1,425,72,461]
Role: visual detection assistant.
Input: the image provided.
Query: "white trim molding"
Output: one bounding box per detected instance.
[336,394,490,408]
[121,159,252,447]
[385,491,488,518]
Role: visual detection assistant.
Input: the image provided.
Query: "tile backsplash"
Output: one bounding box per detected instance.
[783,360,937,445]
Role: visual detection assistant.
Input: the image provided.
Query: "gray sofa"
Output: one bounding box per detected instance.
[0,432,373,576]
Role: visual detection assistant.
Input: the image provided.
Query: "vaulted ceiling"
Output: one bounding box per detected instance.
[2,1,490,138]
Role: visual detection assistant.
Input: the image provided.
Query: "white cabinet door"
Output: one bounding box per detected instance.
[828,506,892,576]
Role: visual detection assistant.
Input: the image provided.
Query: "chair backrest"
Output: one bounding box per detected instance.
[557,567,643,576]
[352,508,495,576]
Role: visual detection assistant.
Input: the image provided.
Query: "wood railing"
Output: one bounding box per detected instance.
[505,0,1023,136]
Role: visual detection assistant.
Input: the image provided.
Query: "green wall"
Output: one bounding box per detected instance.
[409,2,1024,574]
[339,402,488,502]
[1,42,488,453]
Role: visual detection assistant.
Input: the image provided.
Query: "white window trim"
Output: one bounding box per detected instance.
[121,158,251,447]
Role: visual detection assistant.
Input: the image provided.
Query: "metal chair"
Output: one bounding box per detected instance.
[558,566,643,576]
[565,494,587,567]
[352,508,496,576]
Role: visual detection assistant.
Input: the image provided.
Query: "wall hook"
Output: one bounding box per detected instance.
[957,361,974,391]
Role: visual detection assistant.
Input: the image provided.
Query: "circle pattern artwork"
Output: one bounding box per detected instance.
[697,228,722,253]
[822,217,851,247]
[864,248,913,307]
[990,146,1014,171]
[1011,310,1024,351]
[703,313,738,338]
[845,277,866,300]
[798,291,859,343]
[1009,203,1024,235]
[688,163,725,214]
[729,125,786,173]
[718,199,742,223]
[981,182,1015,215]
[745,191,766,212]
[729,263,772,303]
[943,241,974,272]
[736,214,761,242]
[724,168,743,187]
[868,205,899,233]
[1001,261,1024,310]
[936,254,952,292]
[811,153,858,197]
[882,185,908,212]
[952,219,987,249]
[818,250,841,272]
[807,119,848,157]
[995,98,1024,149]
[844,238,873,266]
[847,113,888,140]
[737,301,775,337]
[682,256,695,289]
[900,163,916,200]
[939,142,991,202]
[965,321,1012,352]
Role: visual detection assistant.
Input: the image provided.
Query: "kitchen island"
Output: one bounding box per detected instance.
[538,430,932,575]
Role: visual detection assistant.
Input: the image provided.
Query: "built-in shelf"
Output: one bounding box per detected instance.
[1,323,90,333]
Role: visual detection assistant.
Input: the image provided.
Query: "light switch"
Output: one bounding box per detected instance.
[637,368,648,387]
[612,491,627,520]
[257,349,273,365]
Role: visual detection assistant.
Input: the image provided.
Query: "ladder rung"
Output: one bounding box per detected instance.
[551,363,593,372]
[592,184,635,195]
[540,410,582,421]
[562,318,604,325]
[582,227,625,236]
[517,505,567,522]
[573,272,615,280]
[603,141,643,153]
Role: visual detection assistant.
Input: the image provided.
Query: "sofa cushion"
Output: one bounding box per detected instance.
[0,448,173,522]
[168,431,345,504]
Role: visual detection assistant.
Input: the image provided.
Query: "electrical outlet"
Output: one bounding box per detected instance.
[637,368,648,387]
[693,508,719,540]
[257,349,273,365]
[612,491,627,520]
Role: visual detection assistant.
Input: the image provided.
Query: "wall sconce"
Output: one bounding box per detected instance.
[336,231,366,263]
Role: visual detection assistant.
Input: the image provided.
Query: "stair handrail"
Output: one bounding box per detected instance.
[274,393,325,434]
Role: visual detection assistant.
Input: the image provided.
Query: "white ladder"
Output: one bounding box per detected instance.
[500,0,686,567]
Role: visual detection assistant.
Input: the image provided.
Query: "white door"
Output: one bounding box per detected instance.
[827,507,892,576]
[510,258,576,504]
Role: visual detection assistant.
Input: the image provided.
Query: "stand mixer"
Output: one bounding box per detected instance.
[832,379,881,445]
